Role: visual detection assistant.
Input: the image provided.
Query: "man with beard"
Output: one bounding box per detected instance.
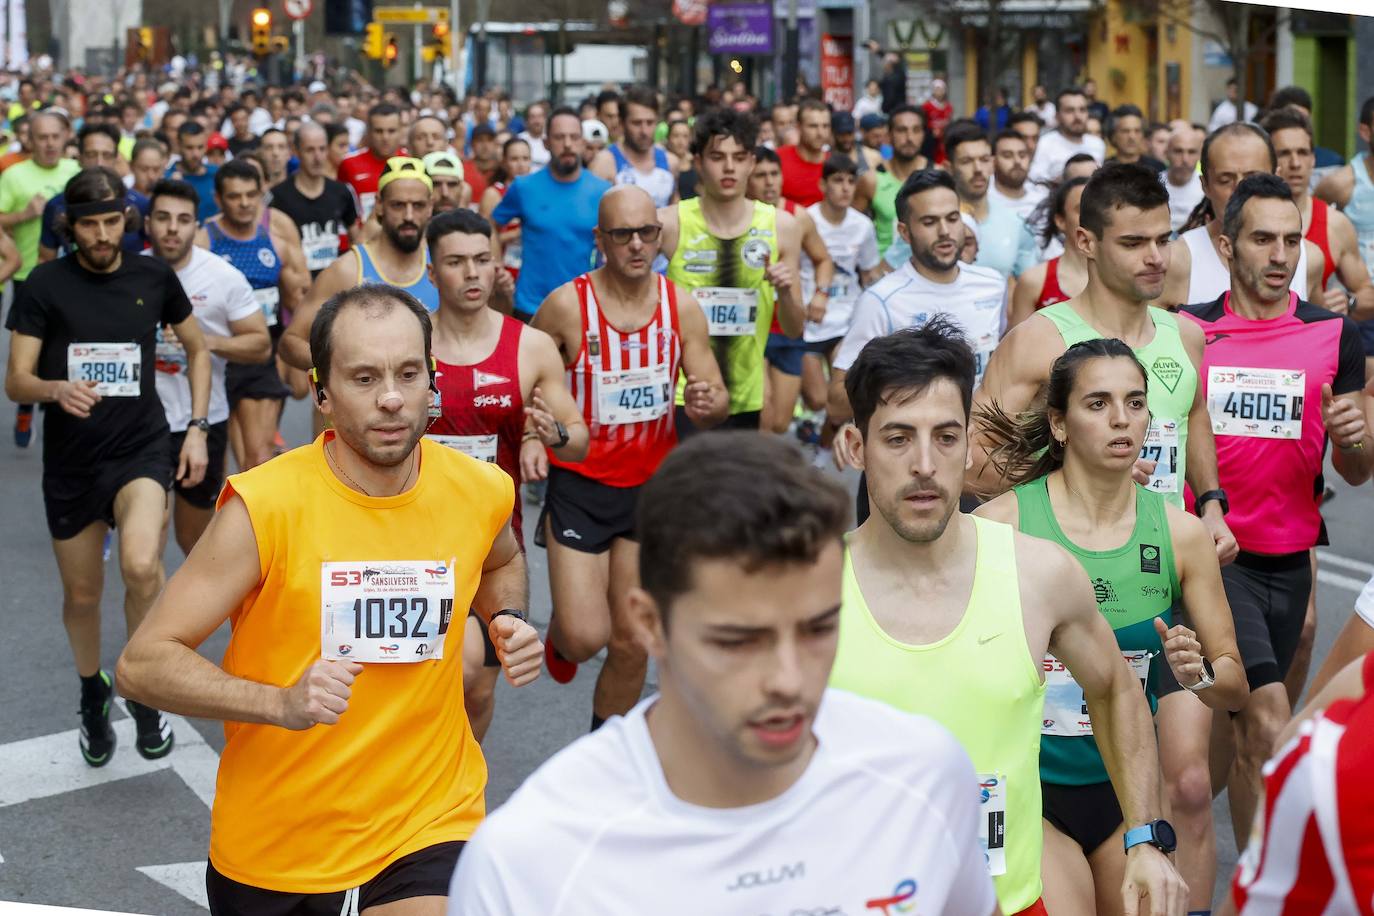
[518,100,551,169]
[987,128,1045,222]
[778,98,832,208]
[166,120,219,222]
[1029,88,1107,185]
[284,157,442,374]
[492,108,611,321]
[861,104,928,260]
[116,283,543,913]
[423,151,472,214]
[608,86,679,208]
[1106,105,1166,173]
[196,159,309,472]
[257,128,292,189]
[269,123,360,280]
[338,102,405,220]
[147,179,270,554]
[5,166,212,767]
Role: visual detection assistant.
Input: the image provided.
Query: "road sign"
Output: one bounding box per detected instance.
[284,0,313,20]
[374,5,449,24]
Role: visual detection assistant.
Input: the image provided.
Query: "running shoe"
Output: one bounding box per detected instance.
[79,671,117,767]
[545,636,578,684]
[13,404,33,448]
[273,430,287,456]
[125,699,175,760]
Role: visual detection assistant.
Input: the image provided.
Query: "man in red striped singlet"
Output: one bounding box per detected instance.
[532,185,729,730]
[425,208,589,741]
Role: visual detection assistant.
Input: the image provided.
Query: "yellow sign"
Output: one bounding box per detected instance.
[373,6,449,24]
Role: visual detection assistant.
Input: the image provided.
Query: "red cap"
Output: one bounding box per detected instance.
[207,132,229,151]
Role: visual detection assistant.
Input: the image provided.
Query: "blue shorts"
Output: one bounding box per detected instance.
[765,332,806,376]
[804,336,843,357]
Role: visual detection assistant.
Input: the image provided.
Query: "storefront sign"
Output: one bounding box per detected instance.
[821,34,854,111]
[709,2,774,54]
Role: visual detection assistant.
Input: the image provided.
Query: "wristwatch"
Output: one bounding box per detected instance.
[552,420,570,449]
[1123,819,1177,855]
[1184,657,1216,693]
[492,608,527,623]
[1195,488,1229,516]
[188,417,210,433]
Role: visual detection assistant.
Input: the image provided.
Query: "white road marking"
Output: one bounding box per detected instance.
[0,905,147,915]
[1317,568,1369,594]
[1316,551,1374,577]
[134,862,208,910]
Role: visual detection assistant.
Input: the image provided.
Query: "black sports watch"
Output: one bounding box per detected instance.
[188,417,210,433]
[552,420,570,449]
[1195,488,1229,516]
[492,608,527,623]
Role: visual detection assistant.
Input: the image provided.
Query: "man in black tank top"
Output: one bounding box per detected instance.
[269,123,360,279]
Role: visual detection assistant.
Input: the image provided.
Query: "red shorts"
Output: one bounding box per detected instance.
[1013,898,1049,916]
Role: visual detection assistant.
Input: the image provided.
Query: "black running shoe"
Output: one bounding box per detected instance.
[125,699,175,760]
[79,671,117,767]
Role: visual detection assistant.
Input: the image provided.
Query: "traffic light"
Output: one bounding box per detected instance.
[383,36,399,68]
[364,21,384,59]
[251,8,272,56]
[432,19,451,58]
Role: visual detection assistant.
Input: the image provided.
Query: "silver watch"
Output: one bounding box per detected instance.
[1184,657,1216,693]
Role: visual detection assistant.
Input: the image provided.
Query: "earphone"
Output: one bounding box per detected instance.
[310,358,439,406]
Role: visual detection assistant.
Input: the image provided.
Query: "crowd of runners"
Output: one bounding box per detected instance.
[4,59,1374,915]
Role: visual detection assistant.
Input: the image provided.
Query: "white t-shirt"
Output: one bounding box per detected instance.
[1207,99,1259,134]
[151,247,259,431]
[989,180,1049,223]
[519,131,552,169]
[1167,171,1204,232]
[802,204,882,343]
[834,260,1008,384]
[448,689,996,916]
[1030,100,1057,130]
[1027,130,1106,185]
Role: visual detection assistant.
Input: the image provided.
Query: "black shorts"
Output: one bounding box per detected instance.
[43,439,172,540]
[1358,318,1374,357]
[674,406,762,441]
[804,336,842,357]
[467,609,499,667]
[535,465,639,554]
[169,421,229,510]
[1223,549,1311,690]
[226,359,290,405]
[1042,780,1123,856]
[206,842,464,916]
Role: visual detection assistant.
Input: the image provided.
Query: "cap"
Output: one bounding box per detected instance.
[308,80,328,94]
[471,123,496,140]
[422,150,464,180]
[831,111,855,134]
[207,132,229,152]
[377,156,434,194]
[859,113,887,131]
[582,118,608,145]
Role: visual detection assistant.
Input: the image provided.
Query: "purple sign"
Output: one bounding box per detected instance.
[708,2,774,55]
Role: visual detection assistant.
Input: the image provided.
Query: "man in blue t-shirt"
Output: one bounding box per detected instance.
[492,107,611,319]
[38,122,150,263]
[166,121,219,222]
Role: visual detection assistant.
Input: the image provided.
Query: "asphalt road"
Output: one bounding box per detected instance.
[1,364,1372,913]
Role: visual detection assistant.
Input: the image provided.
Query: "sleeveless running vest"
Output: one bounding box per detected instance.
[872,168,901,258]
[1345,153,1374,280]
[1307,198,1335,291]
[1014,477,1177,787]
[667,197,777,415]
[552,272,682,488]
[492,181,521,279]
[429,315,526,541]
[1035,257,1070,310]
[355,242,441,312]
[831,517,1046,913]
[610,144,676,208]
[1040,302,1195,508]
[1181,224,1307,305]
[208,220,282,332]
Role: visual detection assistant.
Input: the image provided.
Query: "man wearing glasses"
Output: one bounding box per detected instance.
[531,184,728,728]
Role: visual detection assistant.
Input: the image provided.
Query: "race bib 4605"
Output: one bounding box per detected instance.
[321,560,456,663]
[1208,367,1305,440]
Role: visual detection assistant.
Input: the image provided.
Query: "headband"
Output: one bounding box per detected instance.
[67,198,126,219]
[377,156,433,195]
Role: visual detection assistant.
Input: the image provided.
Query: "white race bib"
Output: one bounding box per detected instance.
[502,241,523,270]
[972,332,997,387]
[427,433,498,463]
[594,364,672,426]
[321,560,456,663]
[1208,366,1305,440]
[1141,418,1180,495]
[977,773,1007,877]
[254,286,281,327]
[305,238,340,272]
[359,191,377,219]
[67,342,140,397]
[1041,651,1154,737]
[696,287,759,337]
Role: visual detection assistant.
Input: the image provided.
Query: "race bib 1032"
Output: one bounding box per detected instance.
[321,560,456,663]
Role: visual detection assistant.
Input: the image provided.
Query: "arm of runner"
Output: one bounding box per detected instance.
[479,185,502,220]
[0,192,46,229]
[171,312,212,488]
[1163,505,1248,710]
[1304,240,1326,303]
[5,331,98,416]
[0,229,23,284]
[666,150,682,206]
[272,215,311,318]
[522,328,590,473]
[966,318,1056,497]
[588,149,617,183]
[281,250,356,371]
[1178,317,1238,564]
[798,209,835,325]
[854,169,876,214]
[677,287,730,428]
[117,494,364,729]
[472,517,542,687]
[193,225,210,250]
[1313,165,1354,210]
[1007,262,1045,329]
[1328,210,1374,320]
[211,277,272,363]
[491,179,520,226]
[1323,362,1374,487]
[770,210,806,338]
[1038,536,1189,916]
[825,288,889,429]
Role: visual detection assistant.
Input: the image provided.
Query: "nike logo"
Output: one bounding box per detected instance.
[562,528,582,540]
[1204,333,1231,345]
[978,633,1001,645]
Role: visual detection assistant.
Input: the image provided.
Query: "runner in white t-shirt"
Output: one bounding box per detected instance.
[1028,88,1108,185]
[147,179,270,554]
[800,155,883,415]
[447,434,997,916]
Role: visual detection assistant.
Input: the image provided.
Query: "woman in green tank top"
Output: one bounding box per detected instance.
[974,339,1247,916]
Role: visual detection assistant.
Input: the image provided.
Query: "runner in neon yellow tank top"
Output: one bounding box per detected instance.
[975,339,1247,915]
[829,320,1188,916]
[658,107,805,430]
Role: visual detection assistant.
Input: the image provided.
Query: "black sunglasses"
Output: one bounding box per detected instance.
[602,224,663,245]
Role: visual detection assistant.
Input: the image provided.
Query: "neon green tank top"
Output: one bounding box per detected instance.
[667,197,777,415]
[1039,303,1195,508]
[1014,477,1179,786]
[831,517,1045,913]
[872,169,901,257]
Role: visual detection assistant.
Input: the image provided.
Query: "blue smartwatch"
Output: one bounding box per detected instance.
[1123,819,1177,854]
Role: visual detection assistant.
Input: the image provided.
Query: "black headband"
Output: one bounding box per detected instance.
[66,198,125,220]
